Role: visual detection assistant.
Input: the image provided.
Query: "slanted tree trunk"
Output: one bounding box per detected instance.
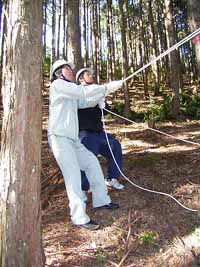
[66,0,82,70]
[187,0,200,81]
[164,0,180,118]
[0,1,44,266]
[118,0,130,115]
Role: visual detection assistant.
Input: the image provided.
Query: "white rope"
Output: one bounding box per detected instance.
[104,108,200,147]
[123,27,200,82]
[101,109,198,212]
[100,28,200,212]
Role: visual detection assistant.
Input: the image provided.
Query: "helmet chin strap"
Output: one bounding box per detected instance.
[60,75,73,83]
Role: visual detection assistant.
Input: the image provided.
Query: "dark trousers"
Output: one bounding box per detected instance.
[79,130,123,190]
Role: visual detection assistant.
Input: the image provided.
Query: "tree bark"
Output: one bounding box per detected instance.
[92,0,100,83]
[187,0,200,81]
[56,0,62,59]
[118,0,130,114]
[43,0,47,58]
[139,0,149,98]
[0,1,44,266]
[51,0,56,63]
[62,0,66,58]
[164,0,180,117]
[106,0,115,81]
[148,0,161,96]
[66,0,82,71]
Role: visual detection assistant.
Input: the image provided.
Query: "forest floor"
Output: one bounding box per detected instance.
[42,117,200,267]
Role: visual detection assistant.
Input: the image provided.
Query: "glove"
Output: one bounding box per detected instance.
[105,80,124,95]
[98,98,105,109]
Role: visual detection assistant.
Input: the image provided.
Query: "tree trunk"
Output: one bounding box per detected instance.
[106,0,114,81]
[139,0,149,98]
[164,0,180,118]
[43,0,47,58]
[56,0,62,59]
[62,0,66,58]
[187,0,200,81]
[66,0,82,71]
[148,0,160,96]
[82,0,88,67]
[92,0,100,83]
[118,0,130,115]
[0,1,44,267]
[0,1,6,89]
[51,0,56,63]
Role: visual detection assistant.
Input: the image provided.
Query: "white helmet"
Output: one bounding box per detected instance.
[76,68,93,83]
[50,59,75,81]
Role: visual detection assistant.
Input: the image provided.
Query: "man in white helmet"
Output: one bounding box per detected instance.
[48,59,123,230]
[76,68,124,192]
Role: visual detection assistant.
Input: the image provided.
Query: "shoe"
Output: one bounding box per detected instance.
[95,202,119,210]
[105,179,124,190]
[79,220,100,230]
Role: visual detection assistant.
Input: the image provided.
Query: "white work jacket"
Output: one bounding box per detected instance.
[48,78,106,140]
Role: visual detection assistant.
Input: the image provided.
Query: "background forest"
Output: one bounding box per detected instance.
[40,0,200,120]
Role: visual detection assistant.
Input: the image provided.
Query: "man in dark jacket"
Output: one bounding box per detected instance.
[76,68,124,191]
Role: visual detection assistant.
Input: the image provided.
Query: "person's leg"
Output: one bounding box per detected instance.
[49,135,90,225]
[81,171,90,191]
[79,131,100,191]
[99,133,124,189]
[99,133,123,179]
[75,140,112,208]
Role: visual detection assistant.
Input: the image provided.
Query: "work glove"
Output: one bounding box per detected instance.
[105,80,124,95]
[98,97,105,109]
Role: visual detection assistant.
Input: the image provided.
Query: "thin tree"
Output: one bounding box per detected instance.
[148,0,161,96]
[187,0,200,81]
[118,0,130,114]
[51,0,56,63]
[0,1,44,266]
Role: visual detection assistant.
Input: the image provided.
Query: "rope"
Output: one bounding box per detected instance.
[101,109,198,212]
[100,28,200,212]
[104,108,200,147]
[123,27,200,82]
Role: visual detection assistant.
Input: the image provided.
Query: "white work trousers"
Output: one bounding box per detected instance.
[48,135,111,225]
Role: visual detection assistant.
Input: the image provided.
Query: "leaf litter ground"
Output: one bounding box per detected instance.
[42,119,200,267]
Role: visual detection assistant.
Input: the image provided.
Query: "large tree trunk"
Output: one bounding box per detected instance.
[187,0,200,81]
[0,1,44,266]
[118,0,130,115]
[66,0,82,71]
[164,0,180,118]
